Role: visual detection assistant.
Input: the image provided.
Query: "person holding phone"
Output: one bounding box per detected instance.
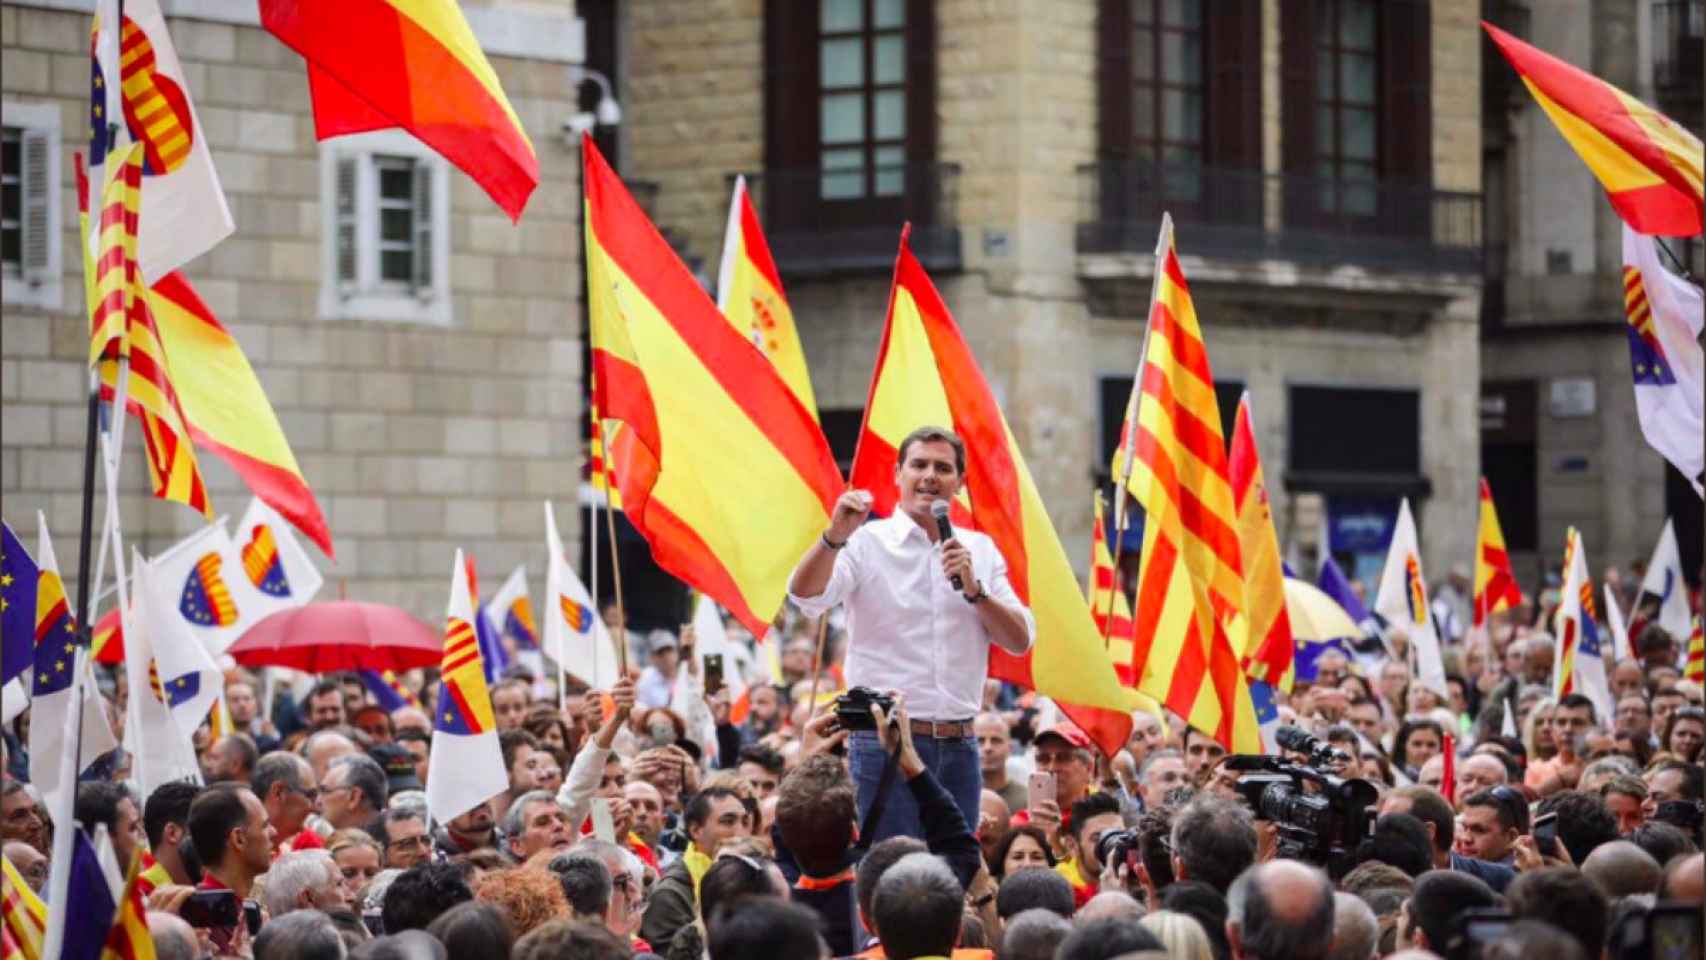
[788,426,1036,847]
[186,784,275,954]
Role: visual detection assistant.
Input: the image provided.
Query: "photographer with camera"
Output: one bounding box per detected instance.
[788,426,1036,847]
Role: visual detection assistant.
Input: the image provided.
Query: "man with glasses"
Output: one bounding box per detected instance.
[253,751,322,858]
[554,840,647,947]
[321,753,388,831]
[377,807,432,869]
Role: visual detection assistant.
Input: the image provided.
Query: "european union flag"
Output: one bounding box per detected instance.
[163,671,201,709]
[1,521,38,686]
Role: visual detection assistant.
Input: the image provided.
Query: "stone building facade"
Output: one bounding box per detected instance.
[2,0,590,617]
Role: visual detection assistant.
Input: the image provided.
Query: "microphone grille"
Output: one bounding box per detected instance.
[929,499,951,518]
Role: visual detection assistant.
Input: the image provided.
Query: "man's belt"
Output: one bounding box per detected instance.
[909,717,974,739]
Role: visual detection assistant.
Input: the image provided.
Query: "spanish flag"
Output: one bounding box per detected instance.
[260,0,538,221]
[1473,478,1522,627]
[583,136,843,637]
[717,176,818,420]
[1229,392,1293,692]
[1484,22,1703,236]
[1113,215,1259,753]
[849,227,1141,758]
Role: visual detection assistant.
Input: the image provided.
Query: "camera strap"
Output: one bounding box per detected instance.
[850,740,902,859]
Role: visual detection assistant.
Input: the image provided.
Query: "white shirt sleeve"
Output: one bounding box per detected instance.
[786,530,865,618]
[983,544,1036,654]
[558,742,612,830]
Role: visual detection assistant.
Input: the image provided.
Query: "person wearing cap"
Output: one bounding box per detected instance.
[637,630,681,710]
[370,743,425,796]
[1016,724,1096,837]
[788,425,1036,847]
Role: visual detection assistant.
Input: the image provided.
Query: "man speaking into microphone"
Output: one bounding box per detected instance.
[787,425,1035,844]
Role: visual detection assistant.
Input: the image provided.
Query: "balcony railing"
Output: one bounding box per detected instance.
[734,162,962,277]
[1077,159,1483,274]
[1654,1,1705,99]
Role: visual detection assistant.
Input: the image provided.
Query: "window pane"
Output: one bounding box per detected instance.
[1132,28,1155,80]
[381,207,412,243]
[873,0,904,29]
[873,89,905,139]
[0,134,18,183]
[1163,145,1202,201]
[1340,53,1376,105]
[1343,107,1375,160]
[821,92,864,144]
[1341,0,1376,48]
[1162,89,1200,143]
[874,35,905,84]
[821,147,864,199]
[0,180,17,220]
[1343,179,1376,216]
[1,227,18,264]
[1162,32,1200,85]
[822,0,861,32]
[1315,106,1336,154]
[821,37,864,87]
[1315,0,1335,46]
[1317,57,1335,99]
[1164,0,1201,28]
[380,249,413,282]
[874,145,905,196]
[1132,85,1156,141]
[378,164,412,200]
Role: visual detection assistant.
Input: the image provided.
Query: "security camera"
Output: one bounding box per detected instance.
[563,113,597,141]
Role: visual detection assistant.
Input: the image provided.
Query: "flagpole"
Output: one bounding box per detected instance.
[581,488,595,713]
[598,422,629,678]
[1105,212,1173,646]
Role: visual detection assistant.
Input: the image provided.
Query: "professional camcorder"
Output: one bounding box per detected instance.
[1226,726,1379,879]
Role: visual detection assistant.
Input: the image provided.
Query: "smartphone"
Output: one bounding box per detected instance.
[1027,771,1056,812]
[704,654,725,696]
[180,889,240,929]
[1531,810,1559,858]
[591,797,616,844]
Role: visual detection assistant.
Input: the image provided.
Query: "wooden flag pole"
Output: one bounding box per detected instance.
[805,614,831,720]
[599,422,629,677]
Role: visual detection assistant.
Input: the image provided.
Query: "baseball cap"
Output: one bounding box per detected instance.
[369,743,424,794]
[1033,723,1092,750]
[648,630,679,654]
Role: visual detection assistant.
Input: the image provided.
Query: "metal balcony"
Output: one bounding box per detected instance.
[733,162,962,278]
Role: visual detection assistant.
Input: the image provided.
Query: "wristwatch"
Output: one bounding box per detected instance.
[964,581,988,604]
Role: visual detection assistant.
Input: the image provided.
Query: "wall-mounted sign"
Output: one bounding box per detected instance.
[1548,377,1596,418]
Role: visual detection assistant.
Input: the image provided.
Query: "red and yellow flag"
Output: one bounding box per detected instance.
[1473,477,1523,627]
[1114,216,1258,752]
[1229,392,1294,691]
[1484,22,1703,236]
[849,227,1141,757]
[100,851,154,960]
[83,146,142,373]
[1686,615,1703,684]
[588,379,623,511]
[2,852,46,960]
[583,136,843,636]
[717,175,818,420]
[260,0,538,221]
[1089,491,1137,684]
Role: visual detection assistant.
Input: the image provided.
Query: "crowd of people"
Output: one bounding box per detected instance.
[2,587,1700,960]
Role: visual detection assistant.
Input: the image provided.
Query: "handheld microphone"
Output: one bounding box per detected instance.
[929,500,964,591]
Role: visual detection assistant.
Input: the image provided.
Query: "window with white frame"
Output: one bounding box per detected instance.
[319,131,450,324]
[1,102,64,310]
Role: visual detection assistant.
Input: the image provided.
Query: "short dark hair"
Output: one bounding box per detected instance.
[998,909,1074,960]
[775,756,857,876]
[1556,693,1597,723]
[1227,862,1335,960]
[996,866,1075,920]
[856,836,927,920]
[1057,917,1164,960]
[736,743,784,776]
[1356,813,1434,878]
[187,784,251,867]
[1171,796,1257,894]
[1535,790,1619,865]
[305,680,342,705]
[331,753,388,812]
[1463,786,1530,834]
[1391,786,1456,853]
[548,852,612,917]
[513,918,629,960]
[684,786,742,831]
[381,862,474,934]
[871,853,962,960]
[424,901,513,958]
[699,853,779,925]
[1135,806,1176,891]
[1069,791,1122,845]
[1507,866,1609,959]
[143,781,202,849]
[498,728,541,776]
[252,907,344,960]
[75,781,132,837]
[1649,759,1705,800]
[706,897,825,960]
[896,425,966,475]
[1408,870,1497,952]
[1627,821,1694,868]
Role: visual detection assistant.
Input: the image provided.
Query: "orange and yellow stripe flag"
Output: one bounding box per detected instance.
[848,227,1142,757]
[1484,22,1702,236]
[2,852,46,960]
[1113,215,1258,752]
[1089,491,1138,684]
[100,851,154,960]
[82,146,141,374]
[260,0,538,221]
[1473,477,1523,627]
[1229,392,1294,691]
[717,175,818,421]
[582,136,843,636]
[1686,615,1703,684]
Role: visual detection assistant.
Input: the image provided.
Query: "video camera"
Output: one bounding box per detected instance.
[1226,726,1379,879]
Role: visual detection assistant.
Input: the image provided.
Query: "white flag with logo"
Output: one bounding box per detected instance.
[122,549,203,801]
[1553,529,1615,725]
[1373,498,1447,697]
[1638,518,1693,642]
[543,501,620,689]
[1621,227,1704,495]
[136,550,223,748]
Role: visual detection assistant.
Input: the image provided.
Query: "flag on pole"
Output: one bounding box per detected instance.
[583,136,843,636]
[120,550,202,816]
[489,566,538,652]
[717,174,817,420]
[1,521,39,687]
[426,550,508,824]
[135,551,223,750]
[1473,478,1524,627]
[1686,615,1703,683]
[1621,226,1704,495]
[259,0,538,220]
[588,375,623,511]
[543,501,621,689]
[1603,584,1634,663]
[359,669,421,713]
[1229,392,1294,691]
[1107,216,1258,753]
[1637,519,1693,642]
[98,848,152,960]
[1553,528,1615,723]
[1483,22,1702,236]
[1373,499,1448,698]
[84,143,141,377]
[1088,491,1138,685]
[27,515,118,820]
[90,608,123,665]
[1441,731,1457,805]
[465,555,512,685]
[59,830,119,960]
[847,227,1143,757]
[2,851,46,960]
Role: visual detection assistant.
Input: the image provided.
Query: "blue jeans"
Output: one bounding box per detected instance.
[849,730,982,847]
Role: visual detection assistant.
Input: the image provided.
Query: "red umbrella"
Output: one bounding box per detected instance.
[226,602,443,674]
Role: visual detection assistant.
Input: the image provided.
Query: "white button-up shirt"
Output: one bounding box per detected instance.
[787,512,1035,721]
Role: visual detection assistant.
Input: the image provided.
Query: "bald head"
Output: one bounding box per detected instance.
[147,910,198,960]
[1661,852,1704,903]
[1076,890,1145,926]
[1581,840,1661,899]
[1328,891,1378,960]
[302,730,357,782]
[1455,755,1507,806]
[1228,860,1335,960]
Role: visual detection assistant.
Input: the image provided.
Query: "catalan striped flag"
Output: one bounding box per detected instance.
[1484,22,1703,236]
[85,143,142,374]
[2,851,46,960]
[583,136,843,637]
[260,0,538,221]
[588,387,623,511]
[99,848,153,960]
[717,175,818,420]
[1553,528,1615,723]
[1229,392,1293,691]
[1112,216,1258,753]
[1088,491,1137,685]
[426,550,507,824]
[847,227,1142,757]
[1686,615,1703,684]
[1473,478,1523,627]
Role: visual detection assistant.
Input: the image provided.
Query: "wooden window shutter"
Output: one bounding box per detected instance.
[334,155,357,290]
[411,159,433,296]
[1379,0,1431,185]
[20,127,52,285]
[905,0,938,174]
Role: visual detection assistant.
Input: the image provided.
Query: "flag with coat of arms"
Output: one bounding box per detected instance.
[121,547,212,802]
[1621,227,1704,495]
[426,550,507,824]
[1553,528,1615,724]
[543,501,620,689]
[1372,499,1448,698]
